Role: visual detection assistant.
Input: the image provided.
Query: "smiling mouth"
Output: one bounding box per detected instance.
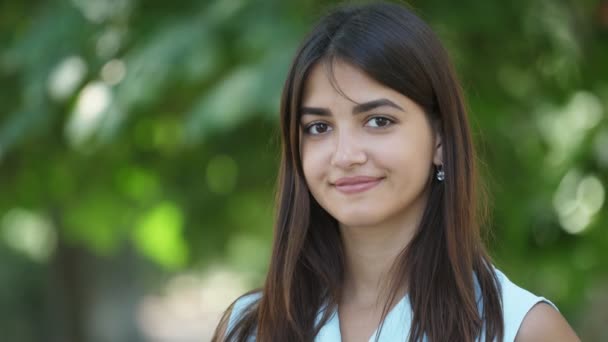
[334,178,384,194]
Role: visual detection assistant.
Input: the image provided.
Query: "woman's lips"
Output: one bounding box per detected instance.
[333,177,384,194]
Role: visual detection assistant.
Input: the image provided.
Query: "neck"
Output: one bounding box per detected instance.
[338,199,426,308]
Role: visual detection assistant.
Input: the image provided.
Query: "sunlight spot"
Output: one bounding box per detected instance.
[96,27,124,58]
[568,91,603,129]
[1,208,57,262]
[559,208,591,235]
[47,56,87,101]
[101,59,126,85]
[71,0,132,23]
[553,170,605,234]
[577,176,605,215]
[536,91,603,166]
[65,81,112,148]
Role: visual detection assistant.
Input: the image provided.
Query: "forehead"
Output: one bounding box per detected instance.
[301,60,401,107]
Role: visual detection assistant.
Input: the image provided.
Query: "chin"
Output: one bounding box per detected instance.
[331,209,387,228]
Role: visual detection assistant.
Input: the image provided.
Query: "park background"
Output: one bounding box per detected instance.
[1,0,607,341]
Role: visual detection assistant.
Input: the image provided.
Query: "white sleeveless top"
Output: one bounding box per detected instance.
[227,268,557,341]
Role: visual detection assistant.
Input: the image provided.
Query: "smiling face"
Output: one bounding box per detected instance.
[300,60,442,229]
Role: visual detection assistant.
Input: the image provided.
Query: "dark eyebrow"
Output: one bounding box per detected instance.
[300,98,404,117]
[353,98,404,114]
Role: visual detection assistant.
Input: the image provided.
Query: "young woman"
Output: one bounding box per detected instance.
[213,2,580,341]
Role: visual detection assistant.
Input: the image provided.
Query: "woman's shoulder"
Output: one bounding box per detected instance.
[490,267,579,341]
[491,267,557,311]
[226,291,263,336]
[515,301,580,341]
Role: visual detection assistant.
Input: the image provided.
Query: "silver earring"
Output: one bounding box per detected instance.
[436,165,445,181]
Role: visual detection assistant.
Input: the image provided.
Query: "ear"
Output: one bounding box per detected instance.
[432,130,443,166]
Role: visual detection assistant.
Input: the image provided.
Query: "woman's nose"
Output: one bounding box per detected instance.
[330,129,367,169]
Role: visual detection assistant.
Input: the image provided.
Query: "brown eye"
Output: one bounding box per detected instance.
[366,116,394,128]
[305,122,332,135]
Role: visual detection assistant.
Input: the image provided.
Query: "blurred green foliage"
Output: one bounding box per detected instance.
[1,0,607,341]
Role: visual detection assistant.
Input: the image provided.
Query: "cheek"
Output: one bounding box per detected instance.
[301,141,328,183]
[378,134,433,175]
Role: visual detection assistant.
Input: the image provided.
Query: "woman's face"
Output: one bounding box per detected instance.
[300,61,442,228]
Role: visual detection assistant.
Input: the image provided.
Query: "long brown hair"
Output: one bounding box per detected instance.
[213,2,503,341]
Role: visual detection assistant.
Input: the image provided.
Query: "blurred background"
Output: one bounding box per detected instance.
[0,0,606,341]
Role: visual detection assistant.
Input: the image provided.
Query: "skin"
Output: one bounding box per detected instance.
[300,60,442,341]
[299,60,580,341]
[515,303,581,341]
